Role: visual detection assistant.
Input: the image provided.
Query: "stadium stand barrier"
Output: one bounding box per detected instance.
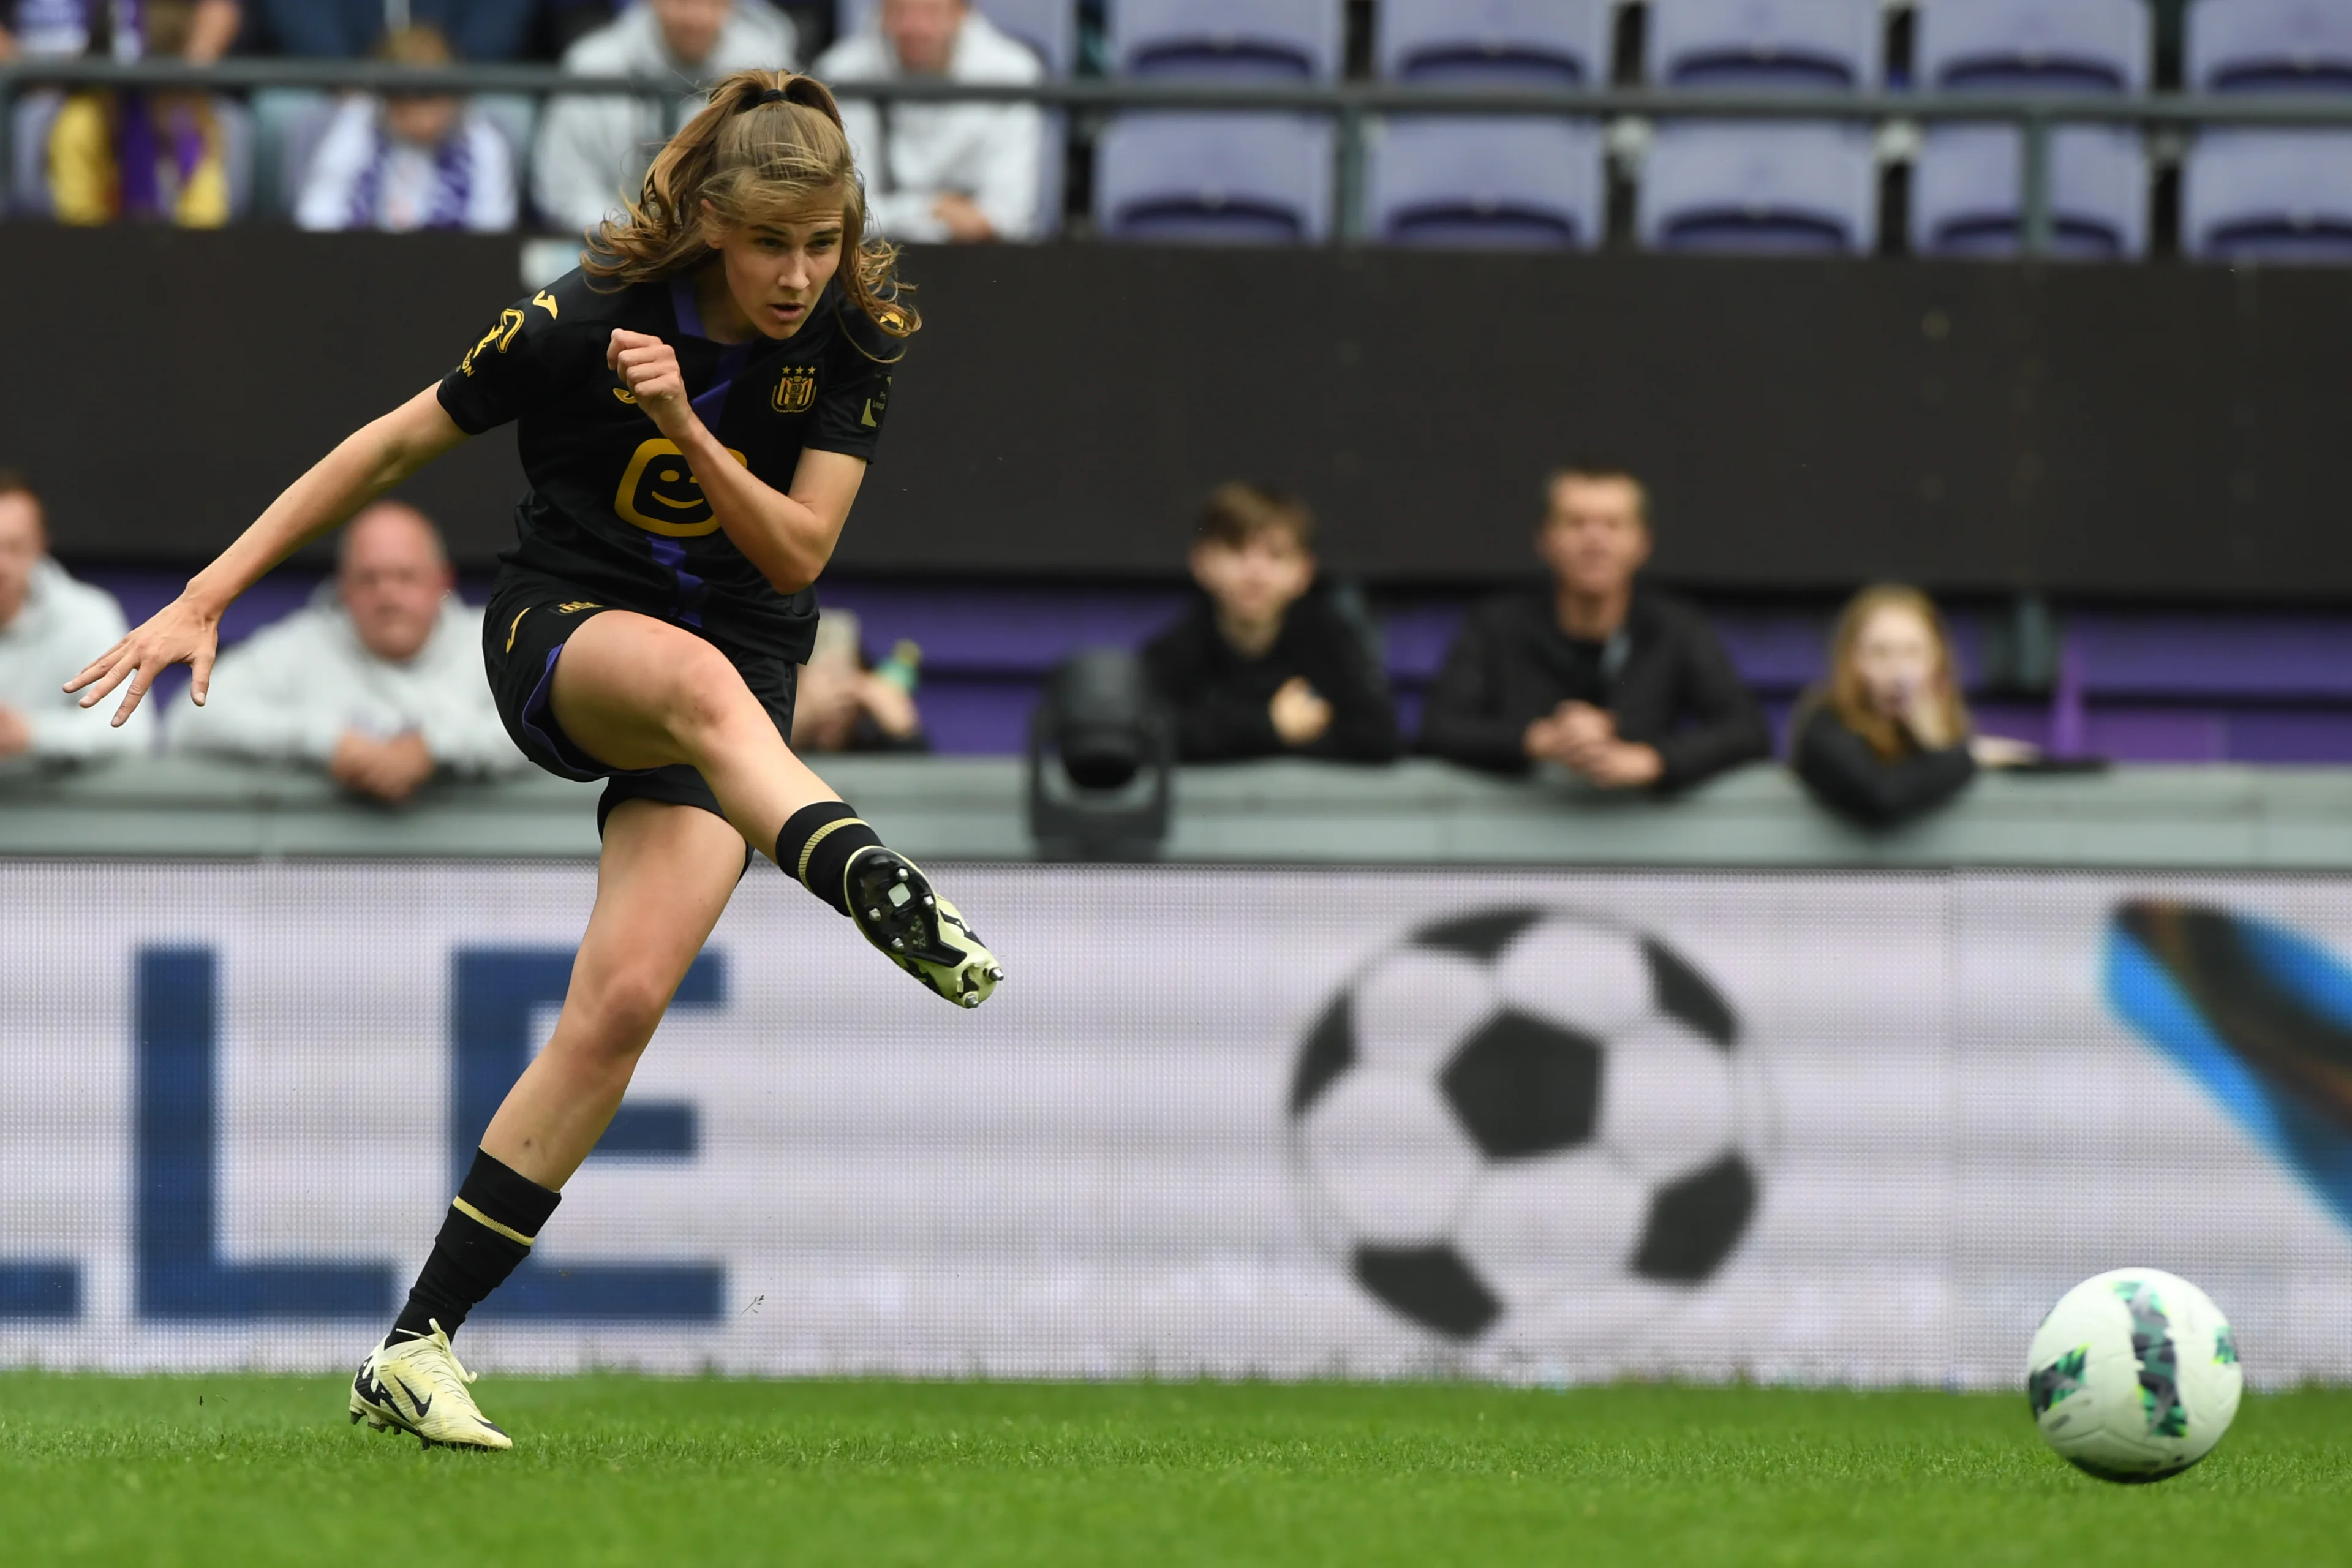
[10,56,2352,253]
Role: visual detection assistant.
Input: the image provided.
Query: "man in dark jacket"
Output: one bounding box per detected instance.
[1422,466,1769,791]
[1142,483,1401,764]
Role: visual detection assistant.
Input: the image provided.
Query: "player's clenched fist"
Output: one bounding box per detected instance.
[608,329,693,437]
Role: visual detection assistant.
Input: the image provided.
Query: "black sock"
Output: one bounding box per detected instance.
[390,1148,562,1343]
[775,801,883,917]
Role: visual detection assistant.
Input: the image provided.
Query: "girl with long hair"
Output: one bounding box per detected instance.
[1790,583,2036,826]
[67,70,1002,1450]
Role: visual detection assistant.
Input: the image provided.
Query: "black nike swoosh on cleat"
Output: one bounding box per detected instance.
[393,1376,434,1419]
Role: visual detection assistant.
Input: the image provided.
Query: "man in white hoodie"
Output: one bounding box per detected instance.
[816,0,1046,243]
[530,0,800,241]
[0,470,140,766]
[167,502,520,802]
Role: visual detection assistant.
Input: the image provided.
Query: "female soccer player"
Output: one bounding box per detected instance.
[67,70,1001,1450]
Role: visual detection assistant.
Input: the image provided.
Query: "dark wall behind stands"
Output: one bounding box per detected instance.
[6,227,2350,597]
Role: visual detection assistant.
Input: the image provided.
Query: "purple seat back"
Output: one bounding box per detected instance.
[1094,112,1335,244]
[1107,0,1344,81]
[1912,125,2148,259]
[835,0,1077,75]
[1376,0,1614,89]
[1637,121,1879,253]
[2184,129,2352,263]
[1368,116,1604,249]
[1915,0,2151,94]
[2188,0,2352,94]
[1646,0,1882,90]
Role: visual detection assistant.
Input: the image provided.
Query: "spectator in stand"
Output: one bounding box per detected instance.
[533,0,800,239]
[295,26,518,233]
[1,0,237,61]
[0,470,141,765]
[1791,584,2037,827]
[45,0,240,227]
[165,502,520,802]
[249,0,539,60]
[1422,466,1769,791]
[1143,484,1400,764]
[791,609,929,753]
[813,0,1046,244]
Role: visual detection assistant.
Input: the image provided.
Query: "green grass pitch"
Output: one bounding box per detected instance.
[4,1376,2348,1566]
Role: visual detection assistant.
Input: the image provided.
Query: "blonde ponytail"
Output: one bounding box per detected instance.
[582,70,917,348]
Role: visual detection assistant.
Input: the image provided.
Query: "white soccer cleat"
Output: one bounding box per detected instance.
[844,847,1003,1008]
[348,1320,513,1451]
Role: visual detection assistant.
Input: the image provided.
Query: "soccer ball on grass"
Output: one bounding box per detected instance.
[2026,1267,2242,1483]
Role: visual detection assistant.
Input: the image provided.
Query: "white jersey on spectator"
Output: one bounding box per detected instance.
[530,0,801,240]
[295,98,519,234]
[815,11,1046,243]
[166,587,521,778]
[0,557,139,761]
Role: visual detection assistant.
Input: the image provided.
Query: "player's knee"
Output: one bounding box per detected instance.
[656,644,761,752]
[575,961,676,1054]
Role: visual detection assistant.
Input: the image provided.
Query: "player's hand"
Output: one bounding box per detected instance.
[608,328,695,440]
[64,594,221,726]
[1270,677,1333,747]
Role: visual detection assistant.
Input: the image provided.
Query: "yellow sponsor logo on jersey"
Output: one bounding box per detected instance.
[772,366,817,415]
[556,601,601,614]
[612,387,638,404]
[461,307,526,377]
[614,439,749,537]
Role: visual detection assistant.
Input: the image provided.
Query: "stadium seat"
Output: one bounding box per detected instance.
[1645,0,1883,90]
[1093,112,1333,243]
[2182,129,2352,263]
[1913,0,2152,94]
[1637,121,1879,253]
[1911,126,2148,259]
[834,0,1077,75]
[2187,0,2352,94]
[1375,0,1615,89]
[1366,118,1604,249]
[1105,0,1344,81]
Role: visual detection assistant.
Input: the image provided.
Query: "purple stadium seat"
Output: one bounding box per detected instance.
[1915,0,2151,94]
[1376,0,1615,89]
[1646,0,1882,90]
[1366,118,1604,249]
[1106,0,1343,82]
[834,0,1077,75]
[2183,129,2352,263]
[1912,125,2147,259]
[1093,112,1334,243]
[1637,121,1879,253]
[2187,0,2352,94]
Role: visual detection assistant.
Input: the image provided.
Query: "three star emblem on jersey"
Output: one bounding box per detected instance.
[614,438,750,537]
[772,366,817,414]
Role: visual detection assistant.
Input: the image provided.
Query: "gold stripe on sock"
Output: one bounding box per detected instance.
[795,816,869,891]
[451,1196,536,1248]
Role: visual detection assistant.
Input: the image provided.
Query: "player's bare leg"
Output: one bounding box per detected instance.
[549,611,1000,1005]
[481,799,746,1186]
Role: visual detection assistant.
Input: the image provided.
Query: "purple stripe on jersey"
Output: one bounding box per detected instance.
[647,536,710,630]
[668,277,753,426]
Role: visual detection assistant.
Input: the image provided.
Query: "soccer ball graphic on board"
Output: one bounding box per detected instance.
[1287,908,1768,1346]
[2027,1268,2243,1483]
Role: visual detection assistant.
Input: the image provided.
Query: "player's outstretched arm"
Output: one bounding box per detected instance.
[607,329,864,593]
[64,386,471,725]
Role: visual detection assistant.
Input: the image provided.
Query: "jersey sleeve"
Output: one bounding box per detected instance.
[436,289,571,435]
[804,313,903,462]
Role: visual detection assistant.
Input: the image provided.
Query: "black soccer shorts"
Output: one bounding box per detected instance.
[483,572,799,837]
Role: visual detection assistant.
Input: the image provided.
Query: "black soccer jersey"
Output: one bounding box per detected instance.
[437,268,898,664]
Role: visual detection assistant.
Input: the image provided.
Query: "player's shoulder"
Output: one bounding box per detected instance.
[820,288,914,369]
[519,267,657,332]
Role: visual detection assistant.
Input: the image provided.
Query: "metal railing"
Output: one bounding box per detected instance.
[8,57,2352,252]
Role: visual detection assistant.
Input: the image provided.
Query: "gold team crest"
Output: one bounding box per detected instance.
[772,366,817,414]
